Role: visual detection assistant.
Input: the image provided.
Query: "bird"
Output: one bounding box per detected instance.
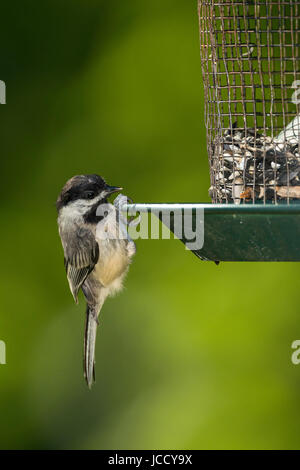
[56,174,136,388]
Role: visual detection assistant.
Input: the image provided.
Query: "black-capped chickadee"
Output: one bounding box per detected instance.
[56,174,136,388]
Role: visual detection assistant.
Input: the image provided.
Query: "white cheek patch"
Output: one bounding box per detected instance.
[60,191,109,222]
[61,196,100,218]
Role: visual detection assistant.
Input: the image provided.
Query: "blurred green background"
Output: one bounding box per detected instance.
[1,0,300,450]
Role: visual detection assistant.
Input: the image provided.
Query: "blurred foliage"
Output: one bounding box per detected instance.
[1,0,300,450]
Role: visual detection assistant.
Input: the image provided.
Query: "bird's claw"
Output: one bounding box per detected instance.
[114,194,140,227]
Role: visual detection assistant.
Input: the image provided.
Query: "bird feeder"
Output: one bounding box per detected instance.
[198,0,300,204]
[124,1,300,262]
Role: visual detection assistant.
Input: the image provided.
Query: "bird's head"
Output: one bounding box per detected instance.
[56,174,122,216]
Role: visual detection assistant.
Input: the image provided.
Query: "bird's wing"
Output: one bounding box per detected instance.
[63,227,99,303]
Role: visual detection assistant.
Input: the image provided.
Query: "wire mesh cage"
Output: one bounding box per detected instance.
[198,0,300,204]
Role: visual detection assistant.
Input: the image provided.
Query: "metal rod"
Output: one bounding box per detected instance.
[122,203,300,215]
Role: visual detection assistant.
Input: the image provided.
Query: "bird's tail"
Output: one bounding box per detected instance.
[84,305,98,388]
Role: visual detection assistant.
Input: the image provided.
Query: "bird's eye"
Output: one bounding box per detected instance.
[85,191,96,199]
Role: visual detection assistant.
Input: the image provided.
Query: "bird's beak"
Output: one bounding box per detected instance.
[105,185,123,196]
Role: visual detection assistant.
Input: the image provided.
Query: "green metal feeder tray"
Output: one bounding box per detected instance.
[124,203,300,262]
